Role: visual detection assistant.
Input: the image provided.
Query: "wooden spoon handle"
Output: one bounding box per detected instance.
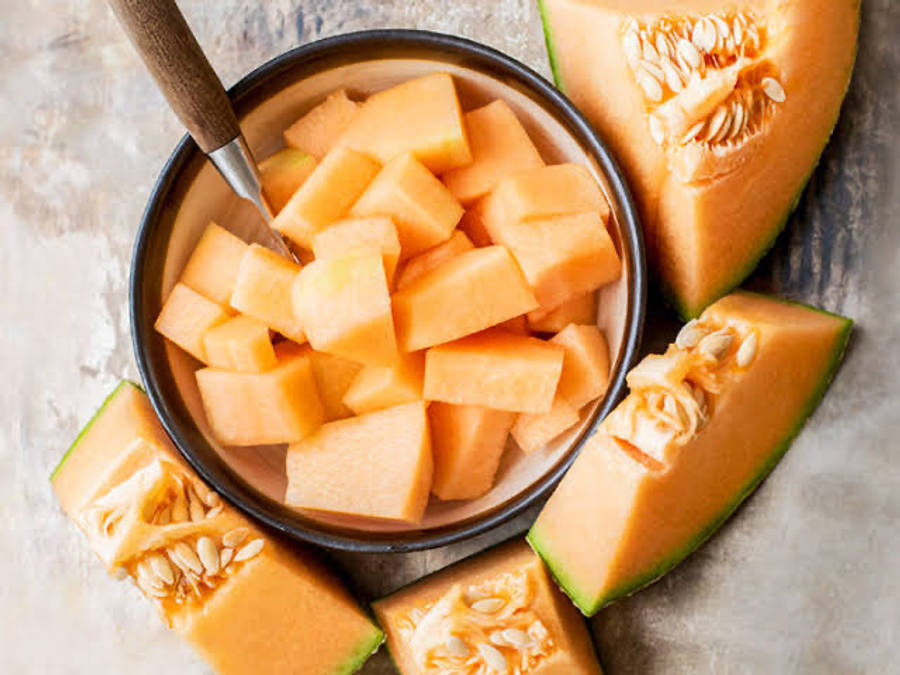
[107,0,239,153]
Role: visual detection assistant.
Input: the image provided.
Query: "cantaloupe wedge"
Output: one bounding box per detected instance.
[551,324,610,408]
[528,292,596,333]
[258,148,317,213]
[457,198,493,247]
[179,222,248,306]
[336,72,472,174]
[292,251,398,366]
[349,153,464,258]
[311,216,401,285]
[429,402,515,501]
[271,146,380,248]
[155,283,231,364]
[424,331,565,414]
[306,350,363,421]
[342,352,425,415]
[528,292,852,614]
[392,246,539,352]
[229,244,306,344]
[203,315,277,373]
[283,89,359,160]
[285,401,433,523]
[394,230,474,291]
[196,344,324,446]
[512,398,581,454]
[442,99,545,204]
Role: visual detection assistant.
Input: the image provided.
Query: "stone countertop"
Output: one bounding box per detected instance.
[2,1,897,672]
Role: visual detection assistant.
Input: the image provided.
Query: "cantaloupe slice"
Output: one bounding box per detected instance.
[203,315,277,373]
[349,153,464,259]
[306,350,363,421]
[229,244,306,344]
[155,283,231,364]
[394,230,474,291]
[258,148,317,213]
[424,331,565,414]
[528,292,596,333]
[51,381,383,674]
[373,540,602,675]
[528,292,852,614]
[271,146,380,248]
[179,222,248,306]
[512,398,581,454]
[336,72,472,174]
[551,324,610,408]
[283,89,359,160]
[196,344,324,446]
[285,401,433,523]
[429,402,515,501]
[342,352,425,416]
[292,250,398,366]
[457,198,493,247]
[392,246,539,352]
[442,99,545,204]
[311,216,401,285]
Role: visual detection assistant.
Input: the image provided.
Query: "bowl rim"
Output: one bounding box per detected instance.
[130,28,646,553]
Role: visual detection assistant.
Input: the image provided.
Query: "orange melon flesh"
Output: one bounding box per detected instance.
[500,314,529,334]
[349,153,464,259]
[292,251,399,366]
[311,216,401,285]
[285,401,433,523]
[155,283,231,364]
[551,324,610,408]
[528,292,596,333]
[336,72,472,174]
[258,148,317,213]
[50,381,383,674]
[306,350,363,421]
[512,398,581,455]
[342,352,425,416]
[442,99,545,204]
[392,246,539,352]
[428,402,516,501]
[283,89,359,160]
[424,331,565,414]
[196,344,324,446]
[394,230,474,291]
[538,0,860,317]
[271,146,380,248]
[229,244,306,344]
[178,222,248,306]
[373,540,602,675]
[457,198,493,247]
[202,315,277,373]
[528,292,852,614]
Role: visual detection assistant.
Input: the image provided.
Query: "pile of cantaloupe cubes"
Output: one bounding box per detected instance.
[154,73,621,525]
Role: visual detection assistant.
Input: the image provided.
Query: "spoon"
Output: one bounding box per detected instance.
[107,0,297,261]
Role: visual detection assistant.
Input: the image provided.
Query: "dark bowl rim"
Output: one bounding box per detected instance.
[130,28,646,553]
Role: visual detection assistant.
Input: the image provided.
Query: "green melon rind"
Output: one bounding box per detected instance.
[528,300,852,616]
[336,626,386,675]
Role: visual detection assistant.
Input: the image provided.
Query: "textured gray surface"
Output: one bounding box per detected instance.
[1,1,897,673]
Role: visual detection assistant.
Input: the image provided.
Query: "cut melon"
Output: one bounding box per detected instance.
[311,216,401,285]
[528,292,596,333]
[179,222,248,306]
[349,153,464,259]
[424,331,565,414]
[229,244,306,344]
[551,324,610,408]
[394,230,474,291]
[373,540,602,675]
[258,148,317,213]
[155,283,231,364]
[457,198,493,247]
[51,381,383,674]
[271,146,380,248]
[283,89,359,160]
[442,99,545,204]
[337,73,472,174]
[202,315,277,373]
[285,401,433,523]
[538,0,859,317]
[500,314,529,335]
[392,246,538,352]
[292,251,399,366]
[342,352,425,416]
[307,350,363,421]
[196,344,324,446]
[512,398,581,455]
[528,292,852,614]
[429,402,515,501]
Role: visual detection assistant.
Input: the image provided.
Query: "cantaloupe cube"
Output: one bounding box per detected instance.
[311,217,401,285]
[342,352,425,415]
[442,100,544,204]
[392,246,538,352]
[272,147,380,248]
[349,154,464,259]
[424,331,564,413]
[394,230,473,291]
[202,315,277,373]
[285,401,432,523]
[528,292,597,333]
[511,398,581,454]
[230,244,306,343]
[259,149,317,213]
[283,89,359,160]
[196,344,324,446]
[337,73,471,174]
[551,324,610,408]
[179,222,248,306]
[457,199,493,247]
[307,350,362,421]
[155,283,231,364]
[429,402,515,501]
[292,251,398,366]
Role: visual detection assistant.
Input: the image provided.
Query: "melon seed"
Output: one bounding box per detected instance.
[171,497,188,523]
[147,552,175,586]
[478,643,508,671]
[196,536,220,575]
[736,332,759,367]
[219,547,235,569]
[648,114,665,145]
[446,635,469,658]
[471,597,505,613]
[762,77,786,103]
[222,527,249,548]
[172,541,204,575]
[187,487,205,522]
[675,319,708,349]
[636,69,664,102]
[698,329,734,359]
[234,538,264,562]
[501,628,532,649]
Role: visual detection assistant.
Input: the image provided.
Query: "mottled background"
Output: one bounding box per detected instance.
[2,1,898,673]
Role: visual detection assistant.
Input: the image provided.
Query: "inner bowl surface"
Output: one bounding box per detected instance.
[132,30,645,552]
